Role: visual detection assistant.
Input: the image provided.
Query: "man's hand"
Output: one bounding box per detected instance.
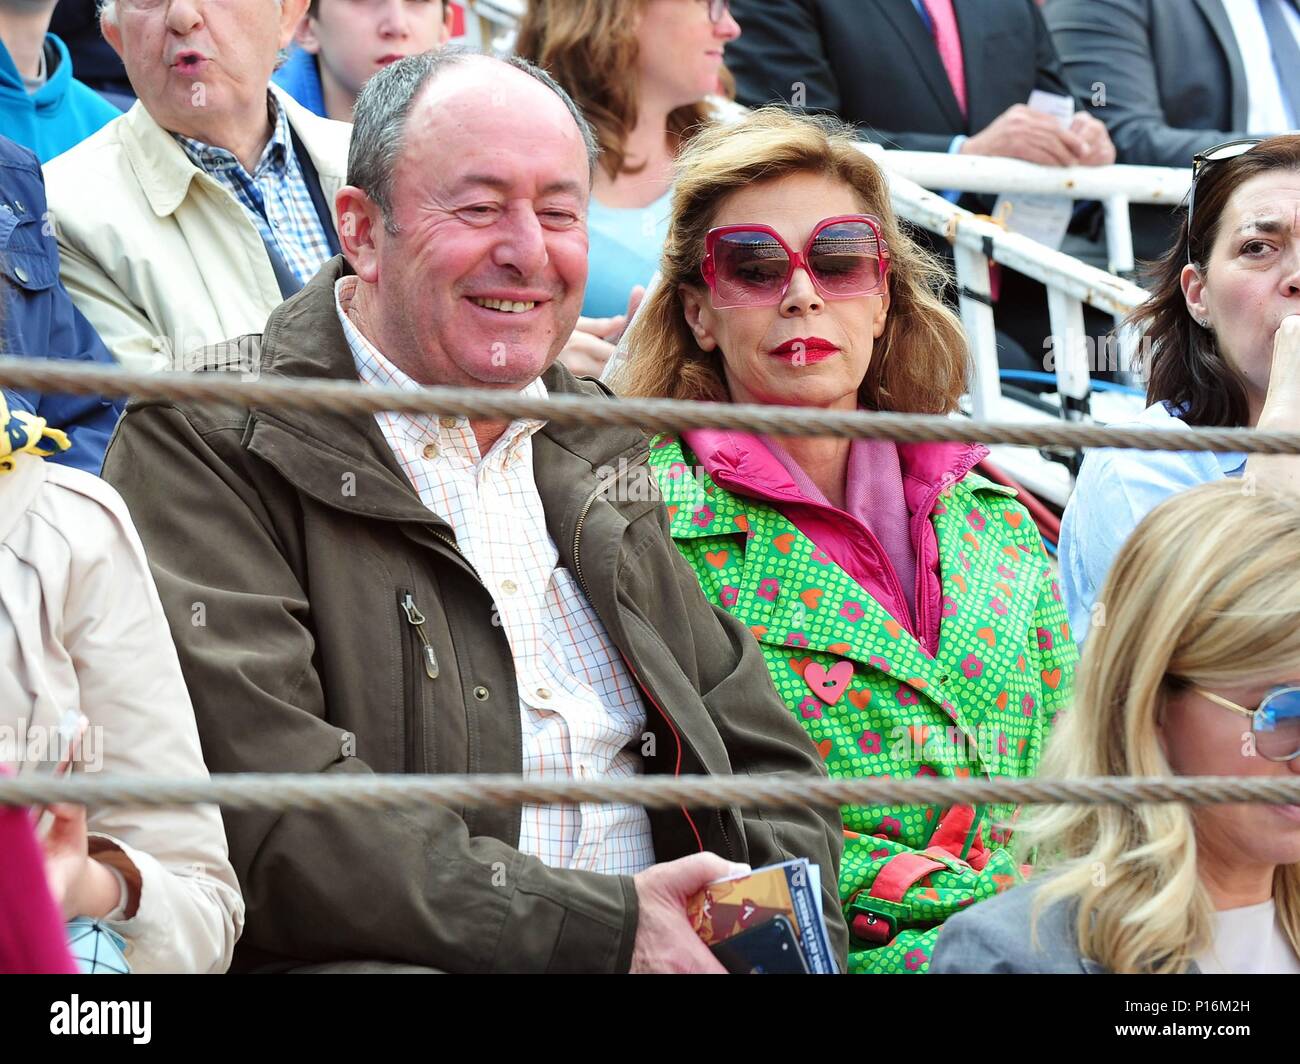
[556,286,646,378]
[630,852,750,974]
[1069,111,1116,167]
[961,104,1091,167]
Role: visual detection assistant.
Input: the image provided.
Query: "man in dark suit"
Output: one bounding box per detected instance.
[725,0,1117,375]
[1044,0,1300,261]
[726,0,1114,168]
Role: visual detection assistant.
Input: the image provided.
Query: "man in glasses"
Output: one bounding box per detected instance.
[101,48,847,974]
[43,0,350,373]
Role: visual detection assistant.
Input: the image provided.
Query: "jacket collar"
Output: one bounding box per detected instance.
[242,257,649,530]
[678,426,987,537]
[119,84,339,219]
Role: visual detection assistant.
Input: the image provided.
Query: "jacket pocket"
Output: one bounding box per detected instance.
[0,206,56,292]
[398,588,439,774]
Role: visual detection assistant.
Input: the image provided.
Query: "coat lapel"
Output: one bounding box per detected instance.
[874,0,966,131]
[1195,0,1250,129]
[952,0,994,131]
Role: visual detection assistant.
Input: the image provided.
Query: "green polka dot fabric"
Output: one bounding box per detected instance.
[649,435,1078,974]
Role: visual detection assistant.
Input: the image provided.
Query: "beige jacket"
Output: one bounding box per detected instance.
[42,86,350,374]
[0,453,244,972]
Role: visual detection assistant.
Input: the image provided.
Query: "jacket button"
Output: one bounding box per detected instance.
[14,266,29,284]
[473,685,490,701]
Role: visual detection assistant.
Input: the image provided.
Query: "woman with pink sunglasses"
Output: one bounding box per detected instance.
[614,107,1078,974]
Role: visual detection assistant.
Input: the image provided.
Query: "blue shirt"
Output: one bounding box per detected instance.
[1059,401,1247,643]
[0,134,121,474]
[174,94,334,288]
[0,34,118,163]
[581,188,673,319]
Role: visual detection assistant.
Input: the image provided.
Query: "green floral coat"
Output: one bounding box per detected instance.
[648,434,1078,973]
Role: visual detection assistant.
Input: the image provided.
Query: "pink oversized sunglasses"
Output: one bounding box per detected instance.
[700,214,891,310]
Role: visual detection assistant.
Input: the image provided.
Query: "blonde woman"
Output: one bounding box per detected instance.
[932,480,1300,974]
[616,107,1078,973]
[516,0,741,372]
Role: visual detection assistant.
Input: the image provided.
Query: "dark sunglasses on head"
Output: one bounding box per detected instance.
[1185,138,1265,265]
[1193,683,1300,762]
[700,214,891,310]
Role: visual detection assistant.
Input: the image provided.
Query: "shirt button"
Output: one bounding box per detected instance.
[422,443,438,460]
[439,416,459,429]
[13,266,28,284]
[536,687,552,702]
[473,685,490,701]
[500,579,518,595]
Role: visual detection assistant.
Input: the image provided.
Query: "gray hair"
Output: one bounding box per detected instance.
[348,46,600,234]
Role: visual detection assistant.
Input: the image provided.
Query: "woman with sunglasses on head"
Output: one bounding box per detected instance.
[515,0,741,376]
[614,107,1079,975]
[1061,134,1300,644]
[933,480,1300,974]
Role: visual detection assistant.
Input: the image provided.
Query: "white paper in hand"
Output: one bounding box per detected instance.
[993,90,1076,250]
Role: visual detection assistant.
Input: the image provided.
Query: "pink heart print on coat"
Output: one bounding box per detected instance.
[804,660,855,705]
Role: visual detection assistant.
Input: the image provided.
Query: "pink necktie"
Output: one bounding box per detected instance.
[922,0,967,118]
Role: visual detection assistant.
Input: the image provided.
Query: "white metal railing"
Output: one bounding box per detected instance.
[878,162,1150,417]
[862,146,1192,279]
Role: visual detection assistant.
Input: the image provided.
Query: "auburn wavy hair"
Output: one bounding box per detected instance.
[1016,480,1300,974]
[612,107,968,413]
[514,0,732,181]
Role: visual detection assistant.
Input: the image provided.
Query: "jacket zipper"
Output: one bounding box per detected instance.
[572,454,736,861]
[402,592,440,679]
[398,588,433,774]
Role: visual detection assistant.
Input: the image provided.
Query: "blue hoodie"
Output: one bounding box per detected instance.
[272,45,328,119]
[0,34,119,163]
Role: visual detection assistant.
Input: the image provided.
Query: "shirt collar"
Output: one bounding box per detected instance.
[173,91,290,179]
[1154,400,1248,476]
[333,276,548,469]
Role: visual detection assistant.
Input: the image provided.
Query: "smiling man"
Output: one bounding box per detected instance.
[101,49,846,974]
[275,0,453,122]
[42,0,350,372]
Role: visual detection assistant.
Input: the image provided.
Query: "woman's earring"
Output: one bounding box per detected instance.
[1197,317,1211,329]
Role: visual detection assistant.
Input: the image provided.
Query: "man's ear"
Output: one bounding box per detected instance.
[678,284,718,352]
[101,11,124,59]
[336,186,384,283]
[1181,262,1211,327]
[279,0,312,50]
[440,1,455,45]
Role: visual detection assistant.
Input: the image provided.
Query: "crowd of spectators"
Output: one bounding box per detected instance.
[2,0,1299,976]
